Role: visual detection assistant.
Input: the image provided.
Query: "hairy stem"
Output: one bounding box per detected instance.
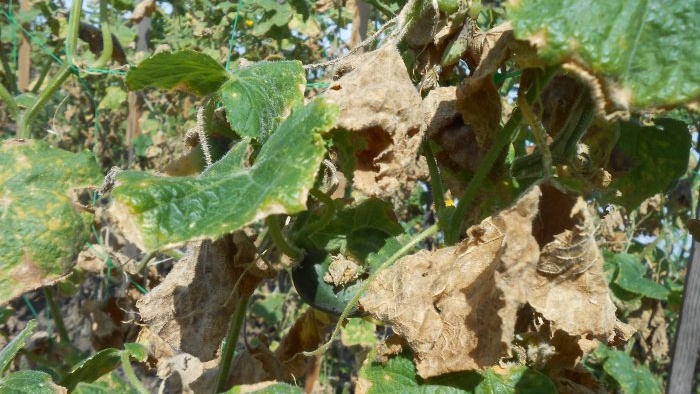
[17,0,83,137]
[18,64,71,138]
[214,296,249,394]
[294,188,337,240]
[65,0,82,66]
[518,85,552,179]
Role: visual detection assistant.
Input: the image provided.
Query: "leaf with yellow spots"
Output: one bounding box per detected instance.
[110,99,338,252]
[0,140,102,305]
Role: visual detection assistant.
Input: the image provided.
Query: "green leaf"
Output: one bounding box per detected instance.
[341,318,377,347]
[111,99,338,251]
[0,140,102,305]
[60,348,122,392]
[609,118,690,210]
[0,320,36,374]
[251,2,293,36]
[74,371,140,394]
[292,200,404,316]
[589,345,661,394]
[224,382,303,394]
[358,350,480,393]
[123,343,147,362]
[359,350,556,393]
[0,370,65,394]
[306,199,404,260]
[474,366,557,394]
[609,253,669,300]
[250,292,286,327]
[125,50,229,96]
[98,86,127,111]
[220,60,305,140]
[508,0,700,108]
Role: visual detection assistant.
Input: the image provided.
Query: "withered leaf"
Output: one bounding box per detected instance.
[136,233,270,361]
[360,188,541,377]
[274,309,335,379]
[327,45,426,202]
[528,187,617,337]
[361,185,617,378]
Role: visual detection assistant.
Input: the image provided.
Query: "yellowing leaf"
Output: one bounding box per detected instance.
[0,140,101,305]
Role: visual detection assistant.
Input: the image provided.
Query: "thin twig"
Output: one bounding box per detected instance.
[303,18,397,70]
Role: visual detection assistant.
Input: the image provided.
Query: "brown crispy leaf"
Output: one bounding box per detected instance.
[627,301,669,361]
[361,185,616,378]
[360,188,541,377]
[423,87,458,139]
[327,46,426,202]
[230,339,285,386]
[136,233,271,361]
[528,186,617,337]
[131,0,156,22]
[274,309,335,379]
[456,77,502,150]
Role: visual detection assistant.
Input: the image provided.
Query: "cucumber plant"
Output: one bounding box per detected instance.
[1,0,699,392]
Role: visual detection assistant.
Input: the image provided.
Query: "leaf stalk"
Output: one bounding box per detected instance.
[214,295,250,394]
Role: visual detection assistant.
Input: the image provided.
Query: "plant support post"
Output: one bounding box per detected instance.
[667,195,700,393]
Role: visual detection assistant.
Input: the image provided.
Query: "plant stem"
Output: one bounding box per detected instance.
[90,0,113,68]
[518,84,552,179]
[17,0,83,138]
[0,46,18,94]
[120,351,150,394]
[0,81,18,121]
[423,141,447,223]
[43,287,70,344]
[304,223,439,357]
[65,0,83,66]
[18,64,72,138]
[294,188,336,240]
[214,295,249,394]
[444,67,558,245]
[265,215,302,260]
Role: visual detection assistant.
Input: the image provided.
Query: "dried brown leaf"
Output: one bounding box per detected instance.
[361,185,617,378]
[456,77,502,150]
[422,87,458,139]
[136,233,271,361]
[230,339,285,386]
[529,188,617,337]
[274,309,335,379]
[131,0,156,22]
[627,301,669,360]
[360,188,541,378]
[323,255,363,287]
[327,46,426,202]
